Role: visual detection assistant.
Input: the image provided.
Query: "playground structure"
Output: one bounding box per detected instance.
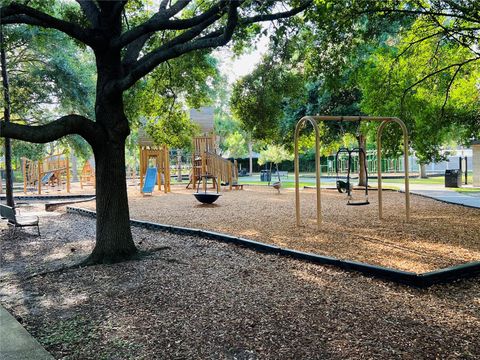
[22,154,70,194]
[187,134,239,192]
[137,126,171,195]
[80,159,95,189]
[139,145,171,195]
[294,116,410,228]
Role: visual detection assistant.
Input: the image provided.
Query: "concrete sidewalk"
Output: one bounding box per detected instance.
[404,189,480,208]
[0,306,54,360]
[385,182,480,209]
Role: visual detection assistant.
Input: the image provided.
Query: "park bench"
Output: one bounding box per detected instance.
[0,204,40,237]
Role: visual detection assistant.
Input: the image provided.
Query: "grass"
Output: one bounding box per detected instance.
[454,187,480,194]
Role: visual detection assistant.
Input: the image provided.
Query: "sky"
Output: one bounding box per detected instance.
[214,35,270,85]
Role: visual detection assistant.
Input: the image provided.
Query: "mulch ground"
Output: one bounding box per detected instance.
[0,211,479,359]
[80,185,480,273]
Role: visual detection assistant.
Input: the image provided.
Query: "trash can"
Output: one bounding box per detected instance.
[445,169,461,188]
[260,170,271,182]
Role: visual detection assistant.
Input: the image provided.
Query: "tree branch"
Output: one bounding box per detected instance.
[440,63,463,117]
[75,0,99,28]
[117,0,313,91]
[0,115,103,147]
[113,0,219,49]
[361,7,479,24]
[1,3,93,46]
[117,3,234,90]
[401,56,480,108]
[242,0,313,24]
[122,34,152,71]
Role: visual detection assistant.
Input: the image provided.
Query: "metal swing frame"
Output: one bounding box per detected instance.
[294,116,410,229]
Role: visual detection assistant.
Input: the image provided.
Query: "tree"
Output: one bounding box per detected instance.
[231,57,304,142]
[1,28,14,207]
[357,17,480,170]
[0,0,313,264]
[257,144,293,183]
[224,131,248,159]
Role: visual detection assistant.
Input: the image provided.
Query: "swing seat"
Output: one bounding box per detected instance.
[347,199,370,206]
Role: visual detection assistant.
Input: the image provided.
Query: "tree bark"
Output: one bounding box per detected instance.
[248,141,253,175]
[357,134,367,187]
[1,27,14,207]
[85,48,137,264]
[419,163,427,178]
[86,137,136,264]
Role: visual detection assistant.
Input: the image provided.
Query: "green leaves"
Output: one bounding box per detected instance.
[230,58,304,142]
[257,144,293,166]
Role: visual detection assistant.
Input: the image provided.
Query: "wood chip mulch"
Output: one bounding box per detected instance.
[80,185,480,273]
[1,212,479,359]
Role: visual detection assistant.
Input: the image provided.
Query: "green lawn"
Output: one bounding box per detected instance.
[382,174,473,185]
[453,187,480,194]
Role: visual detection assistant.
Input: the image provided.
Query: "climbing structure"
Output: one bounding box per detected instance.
[187,134,238,191]
[80,158,95,189]
[22,154,70,194]
[138,128,171,194]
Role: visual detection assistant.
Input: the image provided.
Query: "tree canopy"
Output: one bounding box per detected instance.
[0,0,315,264]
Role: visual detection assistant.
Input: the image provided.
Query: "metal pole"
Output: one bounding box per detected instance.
[294,121,301,227]
[376,124,384,220]
[294,117,322,228]
[315,126,321,229]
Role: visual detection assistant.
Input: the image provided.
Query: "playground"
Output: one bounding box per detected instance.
[77,185,479,273]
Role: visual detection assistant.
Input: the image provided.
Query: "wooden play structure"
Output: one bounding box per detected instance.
[138,128,170,195]
[187,134,239,191]
[294,116,410,229]
[22,154,70,194]
[80,159,95,189]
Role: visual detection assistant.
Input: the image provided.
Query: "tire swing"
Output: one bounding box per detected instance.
[335,147,369,206]
[193,174,221,204]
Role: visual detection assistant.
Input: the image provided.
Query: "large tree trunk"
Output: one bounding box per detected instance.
[87,138,136,264]
[419,163,428,178]
[248,141,253,175]
[86,47,137,263]
[1,28,14,207]
[357,134,367,187]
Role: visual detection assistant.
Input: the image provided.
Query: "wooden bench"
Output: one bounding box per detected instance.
[0,204,40,236]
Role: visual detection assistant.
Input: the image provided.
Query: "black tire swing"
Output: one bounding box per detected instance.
[335,147,369,206]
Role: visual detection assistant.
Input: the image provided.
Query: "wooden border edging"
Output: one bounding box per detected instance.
[66,206,480,287]
[45,196,96,212]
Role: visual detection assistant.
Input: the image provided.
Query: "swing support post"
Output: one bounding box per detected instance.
[294,116,410,228]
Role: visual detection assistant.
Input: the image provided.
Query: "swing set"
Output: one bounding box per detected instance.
[335,147,369,206]
[294,116,410,229]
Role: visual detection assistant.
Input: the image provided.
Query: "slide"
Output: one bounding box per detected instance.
[41,172,54,184]
[142,167,157,194]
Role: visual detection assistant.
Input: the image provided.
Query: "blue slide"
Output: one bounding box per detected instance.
[142,167,157,194]
[41,172,54,184]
